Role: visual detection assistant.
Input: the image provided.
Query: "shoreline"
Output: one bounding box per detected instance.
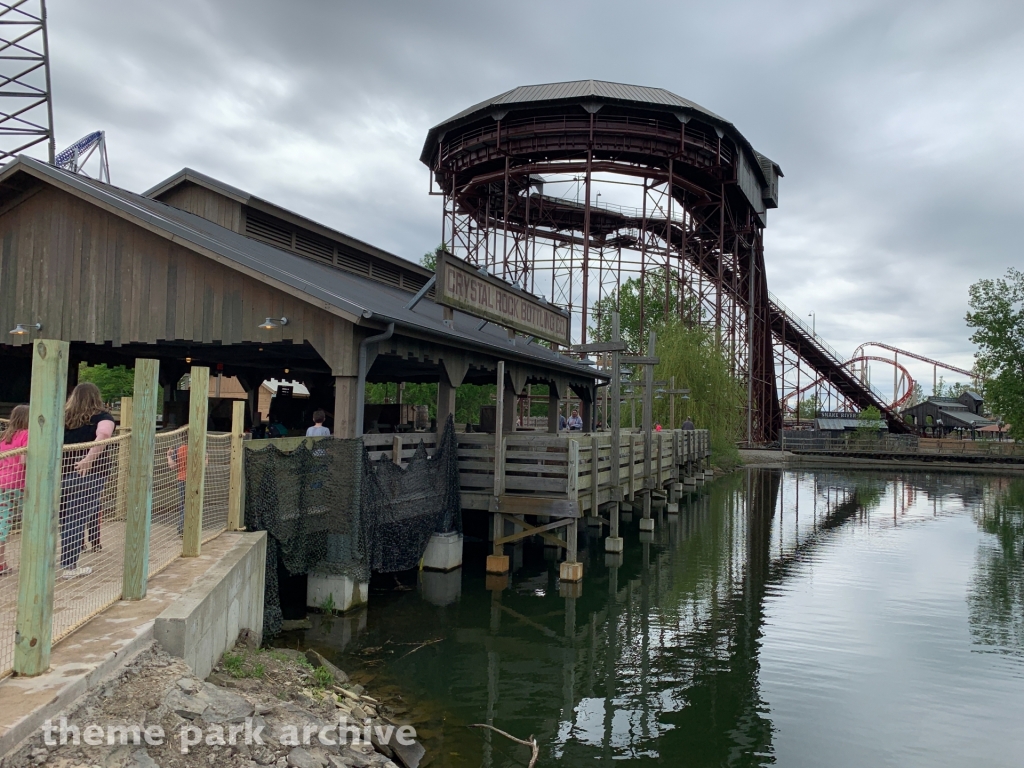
[3,641,424,768]
[738,448,1024,475]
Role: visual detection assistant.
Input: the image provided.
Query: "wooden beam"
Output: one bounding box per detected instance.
[496,515,573,546]
[572,341,627,354]
[496,495,579,518]
[122,359,159,600]
[182,366,209,557]
[14,339,69,676]
[227,400,245,531]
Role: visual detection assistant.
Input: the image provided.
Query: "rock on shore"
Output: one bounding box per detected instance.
[1,643,424,768]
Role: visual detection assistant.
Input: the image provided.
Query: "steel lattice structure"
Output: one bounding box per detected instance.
[0,0,53,164]
[421,81,783,442]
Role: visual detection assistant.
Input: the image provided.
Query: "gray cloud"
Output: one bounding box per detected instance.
[42,0,1024,392]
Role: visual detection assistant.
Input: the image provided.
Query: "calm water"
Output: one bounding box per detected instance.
[281,468,1024,767]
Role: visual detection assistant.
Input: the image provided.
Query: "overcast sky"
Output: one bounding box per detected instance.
[42,0,1024,393]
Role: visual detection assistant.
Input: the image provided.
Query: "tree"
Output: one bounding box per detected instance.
[966,268,1024,438]
[651,320,746,468]
[590,268,698,352]
[78,362,134,404]
[852,405,883,445]
[796,396,818,420]
[906,381,924,407]
[421,245,446,272]
[933,376,971,399]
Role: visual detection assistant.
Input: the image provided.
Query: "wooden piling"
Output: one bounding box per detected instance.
[14,339,69,676]
[122,359,159,600]
[227,400,245,531]
[182,366,209,557]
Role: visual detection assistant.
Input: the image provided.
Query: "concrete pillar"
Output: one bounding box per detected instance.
[307,572,368,613]
[422,531,463,572]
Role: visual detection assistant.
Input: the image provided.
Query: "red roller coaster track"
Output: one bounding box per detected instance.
[784,355,916,411]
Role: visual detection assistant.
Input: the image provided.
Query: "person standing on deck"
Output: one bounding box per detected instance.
[0,404,29,576]
[567,408,583,431]
[306,409,331,437]
[682,417,695,431]
[61,383,116,578]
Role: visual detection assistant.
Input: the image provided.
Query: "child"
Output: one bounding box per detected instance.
[0,405,29,576]
[306,409,331,437]
[167,442,188,535]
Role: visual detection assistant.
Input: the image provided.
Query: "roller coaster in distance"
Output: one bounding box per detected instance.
[782,341,979,415]
[423,81,925,441]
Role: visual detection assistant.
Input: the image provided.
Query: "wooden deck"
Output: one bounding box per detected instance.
[362,428,712,517]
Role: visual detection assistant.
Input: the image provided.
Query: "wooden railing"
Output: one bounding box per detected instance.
[362,429,711,512]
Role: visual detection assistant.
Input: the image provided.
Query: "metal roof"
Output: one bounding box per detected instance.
[421,79,780,175]
[143,167,432,280]
[815,418,887,431]
[1,156,603,382]
[937,409,993,428]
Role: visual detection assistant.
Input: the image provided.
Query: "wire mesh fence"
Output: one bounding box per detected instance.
[51,433,132,645]
[203,433,232,542]
[152,426,189,576]
[0,442,26,680]
[0,417,240,679]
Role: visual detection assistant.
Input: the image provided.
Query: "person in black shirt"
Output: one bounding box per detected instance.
[60,383,116,578]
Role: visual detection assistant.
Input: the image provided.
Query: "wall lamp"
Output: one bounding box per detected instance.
[259,317,288,330]
[9,322,42,336]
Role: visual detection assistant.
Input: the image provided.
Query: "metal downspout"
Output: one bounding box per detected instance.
[355,323,394,436]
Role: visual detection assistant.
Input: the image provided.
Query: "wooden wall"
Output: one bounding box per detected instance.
[156,181,243,232]
[0,183,355,376]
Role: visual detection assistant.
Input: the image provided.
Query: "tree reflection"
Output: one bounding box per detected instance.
[970,479,1024,654]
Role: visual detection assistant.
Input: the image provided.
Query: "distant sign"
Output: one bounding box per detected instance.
[436,251,571,346]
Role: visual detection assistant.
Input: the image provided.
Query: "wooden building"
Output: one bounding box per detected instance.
[0,157,602,433]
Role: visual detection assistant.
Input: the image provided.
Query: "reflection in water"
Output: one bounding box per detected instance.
[282,469,1024,767]
[970,478,1024,655]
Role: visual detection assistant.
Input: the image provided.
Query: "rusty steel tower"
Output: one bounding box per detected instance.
[421,80,783,442]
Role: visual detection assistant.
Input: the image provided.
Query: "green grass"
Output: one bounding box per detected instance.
[313,665,333,688]
[221,650,266,679]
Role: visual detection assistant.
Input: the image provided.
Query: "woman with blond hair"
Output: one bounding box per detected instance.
[60,383,115,578]
[0,404,29,576]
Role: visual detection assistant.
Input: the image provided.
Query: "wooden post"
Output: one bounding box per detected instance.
[547,384,560,433]
[560,439,583,581]
[182,366,209,557]
[227,400,245,531]
[609,312,621,496]
[437,371,456,431]
[333,375,357,438]
[392,434,403,466]
[669,375,675,431]
[114,395,133,513]
[642,330,656,485]
[118,396,134,433]
[487,362,509,574]
[628,432,637,501]
[14,339,69,676]
[122,359,159,600]
[590,432,600,516]
[493,361,505,500]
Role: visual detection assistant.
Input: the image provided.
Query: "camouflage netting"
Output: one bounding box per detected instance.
[245,416,462,636]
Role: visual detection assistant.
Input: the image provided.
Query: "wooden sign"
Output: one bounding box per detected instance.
[436,251,571,346]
